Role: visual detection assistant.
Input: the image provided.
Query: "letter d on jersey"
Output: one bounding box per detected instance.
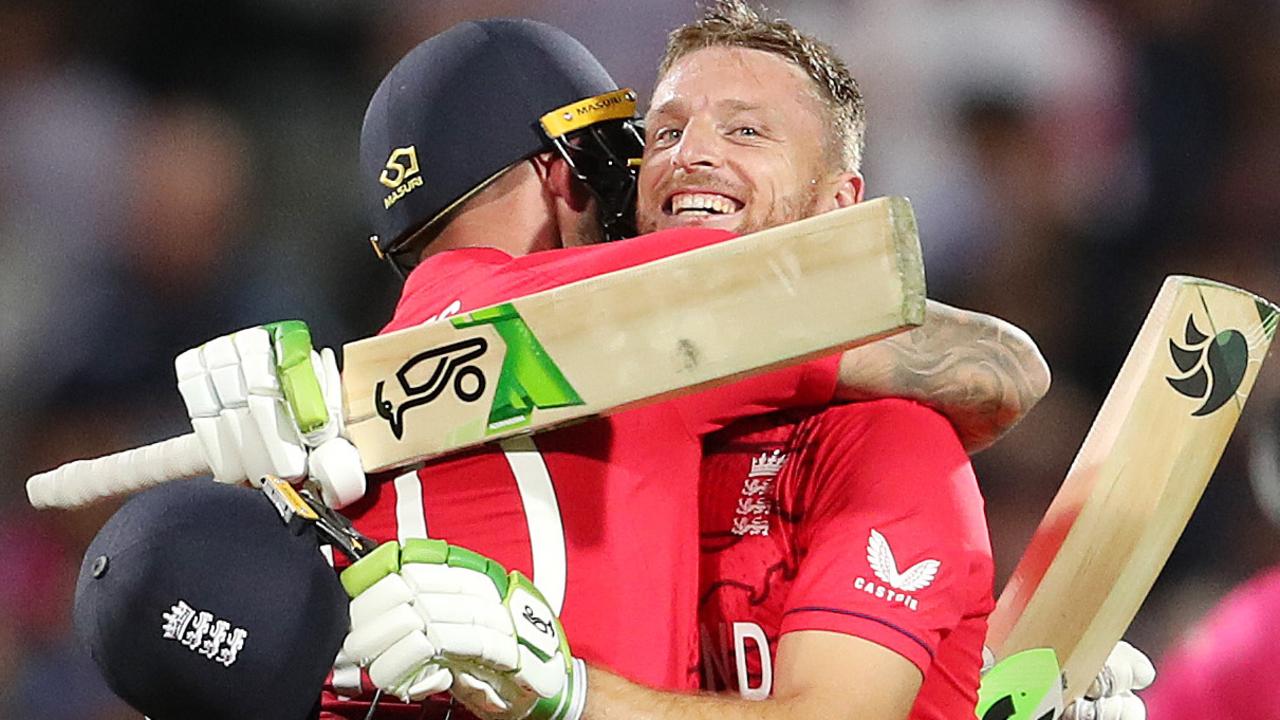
[733,622,773,701]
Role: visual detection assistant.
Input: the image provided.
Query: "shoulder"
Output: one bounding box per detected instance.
[514,226,738,275]
[804,399,963,455]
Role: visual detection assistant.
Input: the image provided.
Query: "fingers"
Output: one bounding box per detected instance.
[1112,641,1156,691]
[400,564,519,670]
[428,621,519,671]
[309,437,366,509]
[349,573,415,627]
[401,563,503,600]
[316,346,345,439]
[1066,694,1147,720]
[343,547,571,718]
[176,329,307,483]
[369,631,438,693]
[345,603,425,663]
[400,664,454,702]
[1088,641,1157,698]
[454,670,519,715]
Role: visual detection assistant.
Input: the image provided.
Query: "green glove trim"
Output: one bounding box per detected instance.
[531,685,571,720]
[446,545,510,597]
[401,538,449,564]
[339,541,401,598]
[511,571,577,720]
[976,648,1062,720]
[265,320,330,435]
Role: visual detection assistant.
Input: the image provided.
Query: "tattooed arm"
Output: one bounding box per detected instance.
[835,300,1051,453]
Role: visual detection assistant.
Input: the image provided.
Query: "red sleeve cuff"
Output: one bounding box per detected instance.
[800,353,842,407]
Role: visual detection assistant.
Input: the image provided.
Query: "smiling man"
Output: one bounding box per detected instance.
[612,7,991,719]
[629,7,1146,720]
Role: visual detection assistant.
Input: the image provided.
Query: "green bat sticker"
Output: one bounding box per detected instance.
[452,303,585,433]
[976,648,1063,720]
[374,303,585,440]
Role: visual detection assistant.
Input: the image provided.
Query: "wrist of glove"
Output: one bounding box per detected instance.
[1063,641,1155,720]
[175,321,365,507]
[977,641,1154,720]
[341,539,586,720]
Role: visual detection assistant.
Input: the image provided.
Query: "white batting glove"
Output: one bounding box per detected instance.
[340,540,586,720]
[175,321,365,508]
[1063,641,1155,720]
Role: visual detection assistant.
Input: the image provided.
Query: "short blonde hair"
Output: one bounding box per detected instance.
[657,0,866,172]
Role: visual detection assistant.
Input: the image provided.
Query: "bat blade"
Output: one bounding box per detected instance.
[987,275,1279,701]
[27,196,925,507]
[342,196,926,472]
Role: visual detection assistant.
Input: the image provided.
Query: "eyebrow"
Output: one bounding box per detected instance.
[646,97,771,121]
[645,98,685,122]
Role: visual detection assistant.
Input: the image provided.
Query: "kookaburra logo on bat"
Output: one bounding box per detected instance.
[375,337,488,439]
[1166,315,1248,417]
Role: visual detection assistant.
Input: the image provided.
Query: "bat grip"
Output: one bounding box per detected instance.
[26,433,211,509]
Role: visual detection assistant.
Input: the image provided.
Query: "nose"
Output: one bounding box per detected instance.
[671,119,722,173]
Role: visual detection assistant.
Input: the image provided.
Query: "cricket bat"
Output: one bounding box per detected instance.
[984,276,1279,708]
[27,196,926,509]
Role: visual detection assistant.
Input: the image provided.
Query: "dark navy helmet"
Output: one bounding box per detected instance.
[360,18,643,274]
[74,479,349,720]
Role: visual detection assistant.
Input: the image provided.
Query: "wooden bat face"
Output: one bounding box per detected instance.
[342,197,926,473]
[987,276,1279,701]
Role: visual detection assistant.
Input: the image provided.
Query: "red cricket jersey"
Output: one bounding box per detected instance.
[320,228,841,718]
[698,400,994,719]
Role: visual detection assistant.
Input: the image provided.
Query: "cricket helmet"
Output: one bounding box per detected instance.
[359,18,644,274]
[74,479,349,720]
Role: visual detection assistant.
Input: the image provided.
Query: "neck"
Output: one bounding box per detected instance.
[422,163,560,260]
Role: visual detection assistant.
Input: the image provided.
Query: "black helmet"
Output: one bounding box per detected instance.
[359,18,644,274]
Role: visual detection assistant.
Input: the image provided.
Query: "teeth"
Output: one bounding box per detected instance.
[671,192,738,215]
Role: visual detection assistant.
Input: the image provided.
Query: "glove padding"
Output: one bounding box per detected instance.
[1063,641,1155,720]
[175,321,365,507]
[977,641,1154,720]
[340,539,586,720]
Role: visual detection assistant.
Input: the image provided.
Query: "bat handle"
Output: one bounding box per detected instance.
[26,433,211,509]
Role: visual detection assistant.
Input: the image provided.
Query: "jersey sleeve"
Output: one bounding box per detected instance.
[506,226,740,283]
[671,357,842,437]
[778,399,994,674]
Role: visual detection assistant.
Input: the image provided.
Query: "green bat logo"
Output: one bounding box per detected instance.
[452,303,585,433]
[376,303,584,439]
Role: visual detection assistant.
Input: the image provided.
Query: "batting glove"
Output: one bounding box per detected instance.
[977,641,1154,720]
[175,321,366,507]
[341,539,586,720]
[1063,641,1155,720]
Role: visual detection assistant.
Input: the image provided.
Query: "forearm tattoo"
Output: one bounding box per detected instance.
[844,301,1050,452]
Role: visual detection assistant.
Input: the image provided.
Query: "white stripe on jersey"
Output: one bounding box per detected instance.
[500,436,567,615]
[394,470,429,541]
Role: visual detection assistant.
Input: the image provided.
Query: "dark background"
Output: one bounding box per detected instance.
[2,0,1277,716]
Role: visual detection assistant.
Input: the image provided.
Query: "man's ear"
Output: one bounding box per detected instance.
[539,154,593,213]
[834,172,864,207]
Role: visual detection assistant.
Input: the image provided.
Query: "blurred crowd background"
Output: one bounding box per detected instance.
[2,0,1278,717]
